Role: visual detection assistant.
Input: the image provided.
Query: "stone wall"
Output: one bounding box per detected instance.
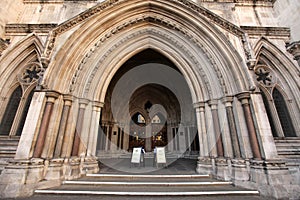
[274,0,300,41]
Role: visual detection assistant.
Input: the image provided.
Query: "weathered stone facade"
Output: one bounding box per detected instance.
[0,0,299,199]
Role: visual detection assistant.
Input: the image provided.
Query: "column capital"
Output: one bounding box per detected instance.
[92,101,104,108]
[78,98,90,108]
[193,101,206,109]
[46,90,60,98]
[63,94,74,103]
[222,96,234,107]
[236,92,251,105]
[208,100,218,110]
[45,91,60,103]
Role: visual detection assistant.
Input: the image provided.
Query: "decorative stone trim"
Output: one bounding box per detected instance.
[24,0,97,3]
[73,25,216,97]
[287,41,300,61]
[5,24,57,36]
[42,0,255,68]
[24,0,64,3]
[0,38,9,56]
[241,26,290,39]
[200,0,275,7]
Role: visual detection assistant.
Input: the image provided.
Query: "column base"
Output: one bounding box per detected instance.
[231,158,250,181]
[196,157,213,175]
[215,157,231,181]
[63,157,81,180]
[82,156,99,174]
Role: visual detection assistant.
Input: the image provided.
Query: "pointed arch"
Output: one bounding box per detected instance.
[0,85,22,135]
[0,34,44,136]
[272,87,296,137]
[44,0,252,103]
[254,37,300,137]
[254,37,300,104]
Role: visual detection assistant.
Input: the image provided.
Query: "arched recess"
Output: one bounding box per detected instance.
[44,0,251,103]
[0,34,44,136]
[254,37,300,137]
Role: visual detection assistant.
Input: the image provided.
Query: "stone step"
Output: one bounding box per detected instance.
[0,136,20,141]
[35,173,259,197]
[0,141,19,146]
[274,138,300,143]
[84,173,211,181]
[275,139,300,159]
[35,189,260,196]
[0,146,18,151]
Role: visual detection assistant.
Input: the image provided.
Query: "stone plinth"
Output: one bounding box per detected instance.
[63,157,81,180]
[249,160,300,199]
[0,159,44,198]
[196,157,213,175]
[44,158,64,180]
[231,158,250,181]
[82,156,99,175]
[215,158,231,181]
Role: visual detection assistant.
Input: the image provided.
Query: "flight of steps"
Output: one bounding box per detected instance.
[35,174,259,197]
[274,138,300,162]
[0,136,20,173]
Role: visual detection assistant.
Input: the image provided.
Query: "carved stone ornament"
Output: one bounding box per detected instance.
[254,65,276,87]
[18,62,44,85]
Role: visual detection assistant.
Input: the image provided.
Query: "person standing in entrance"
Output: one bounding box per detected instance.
[153,147,157,167]
[141,146,146,167]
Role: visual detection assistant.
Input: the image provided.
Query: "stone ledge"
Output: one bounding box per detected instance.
[241,26,290,39]
[5,24,57,36]
[199,0,275,7]
[24,0,97,4]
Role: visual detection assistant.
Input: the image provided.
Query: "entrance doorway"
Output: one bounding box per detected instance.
[98,49,198,157]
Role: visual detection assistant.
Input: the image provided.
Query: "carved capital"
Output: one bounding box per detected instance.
[236,92,252,106]
[193,101,206,109]
[222,96,234,107]
[45,90,60,102]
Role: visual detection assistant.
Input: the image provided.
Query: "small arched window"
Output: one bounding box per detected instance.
[16,89,35,136]
[0,86,22,135]
[261,91,278,137]
[272,88,296,137]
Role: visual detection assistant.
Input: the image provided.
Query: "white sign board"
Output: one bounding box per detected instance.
[131,147,142,163]
[156,147,166,164]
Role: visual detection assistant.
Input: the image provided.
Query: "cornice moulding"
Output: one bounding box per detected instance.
[5,24,58,36]
[241,26,290,39]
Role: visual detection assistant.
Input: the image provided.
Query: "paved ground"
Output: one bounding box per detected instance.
[98,157,197,174]
[8,194,273,200]
[3,158,273,200]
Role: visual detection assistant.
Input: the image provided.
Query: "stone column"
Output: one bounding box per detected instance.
[223,96,241,158]
[33,91,59,158]
[87,101,103,157]
[83,101,102,175]
[209,100,224,157]
[237,92,262,160]
[71,98,89,157]
[195,102,213,175]
[53,95,73,158]
[287,41,300,67]
[194,103,205,157]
